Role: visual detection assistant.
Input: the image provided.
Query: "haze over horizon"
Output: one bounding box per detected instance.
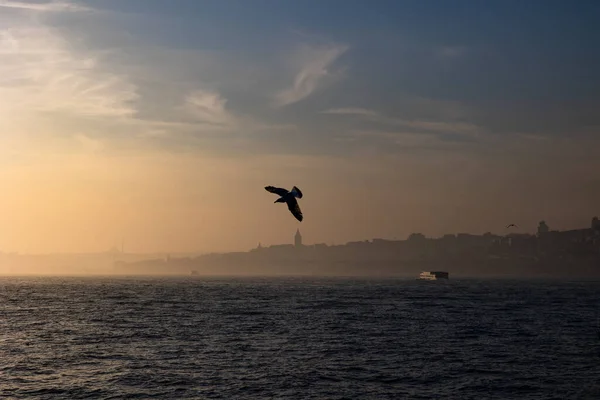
[1,0,599,254]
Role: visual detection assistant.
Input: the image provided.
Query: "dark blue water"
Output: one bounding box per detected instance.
[1,277,599,399]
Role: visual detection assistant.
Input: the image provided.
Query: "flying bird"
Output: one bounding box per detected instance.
[265,185,303,222]
[506,223,518,228]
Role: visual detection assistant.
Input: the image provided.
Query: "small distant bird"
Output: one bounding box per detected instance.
[265,185,303,222]
[506,224,518,229]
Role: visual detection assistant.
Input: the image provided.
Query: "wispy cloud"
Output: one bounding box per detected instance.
[274,43,348,107]
[436,45,467,58]
[184,89,236,128]
[347,129,464,150]
[0,25,137,118]
[401,120,479,136]
[0,0,91,12]
[181,88,298,138]
[322,106,481,137]
[322,108,379,117]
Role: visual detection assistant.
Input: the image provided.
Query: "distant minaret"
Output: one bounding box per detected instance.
[294,229,303,247]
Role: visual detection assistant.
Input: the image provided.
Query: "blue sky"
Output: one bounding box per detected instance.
[30,0,600,150]
[66,0,600,137]
[1,0,599,252]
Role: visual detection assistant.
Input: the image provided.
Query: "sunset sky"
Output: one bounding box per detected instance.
[1,0,599,253]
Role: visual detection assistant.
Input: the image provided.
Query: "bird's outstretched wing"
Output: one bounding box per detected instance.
[291,186,303,199]
[506,224,518,228]
[265,186,289,196]
[286,198,303,222]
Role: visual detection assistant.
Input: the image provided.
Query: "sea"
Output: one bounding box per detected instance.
[1,276,599,399]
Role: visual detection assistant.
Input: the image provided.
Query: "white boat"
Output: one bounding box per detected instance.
[418,271,449,280]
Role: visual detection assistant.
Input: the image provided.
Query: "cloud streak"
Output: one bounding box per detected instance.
[323,107,481,137]
[436,45,467,58]
[0,25,137,118]
[184,89,236,128]
[274,43,348,107]
[0,0,91,12]
[322,108,379,117]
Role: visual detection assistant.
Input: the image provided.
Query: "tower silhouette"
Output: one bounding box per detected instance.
[294,229,303,247]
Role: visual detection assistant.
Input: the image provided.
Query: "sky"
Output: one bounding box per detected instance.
[1,0,599,254]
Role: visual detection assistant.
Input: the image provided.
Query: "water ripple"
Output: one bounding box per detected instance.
[0,276,599,399]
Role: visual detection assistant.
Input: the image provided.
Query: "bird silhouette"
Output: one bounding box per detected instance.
[265,186,303,222]
[506,223,518,229]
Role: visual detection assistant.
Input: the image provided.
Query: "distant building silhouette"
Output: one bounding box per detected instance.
[537,221,550,236]
[592,216,600,232]
[408,233,426,241]
[118,214,600,279]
